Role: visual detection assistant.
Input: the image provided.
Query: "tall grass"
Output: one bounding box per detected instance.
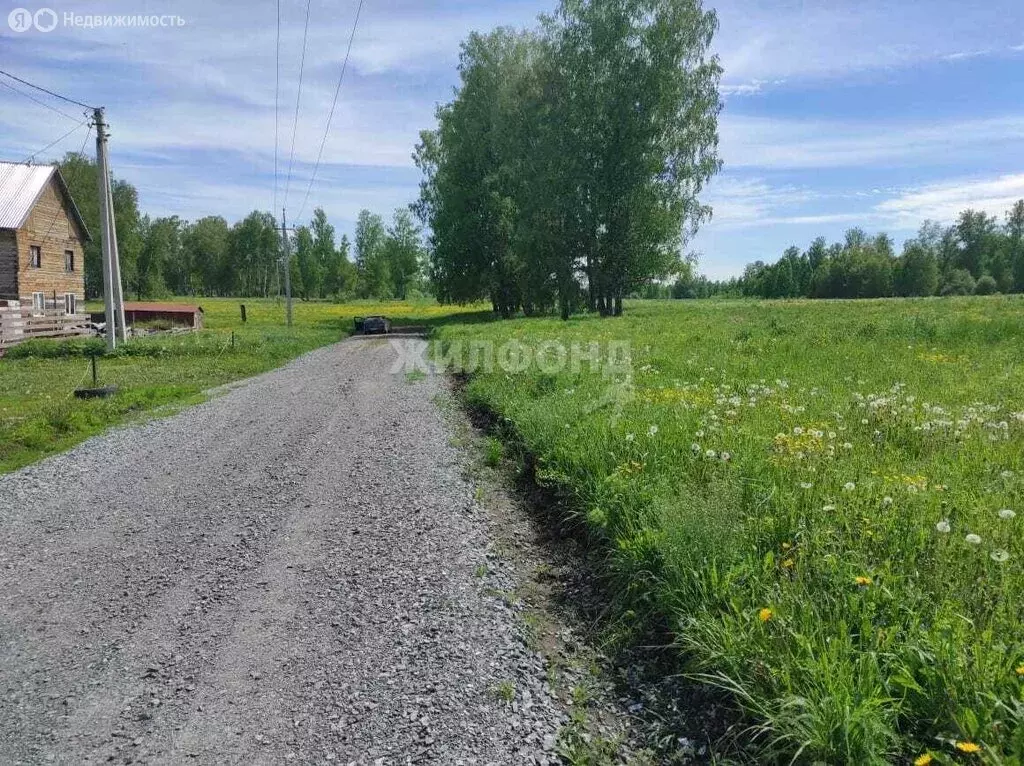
[439,296,1024,763]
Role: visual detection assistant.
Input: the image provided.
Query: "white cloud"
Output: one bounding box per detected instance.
[875,174,1024,228]
[712,0,1024,86]
[720,113,1024,170]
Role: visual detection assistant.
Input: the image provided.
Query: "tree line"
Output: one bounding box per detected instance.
[675,202,1024,300]
[414,0,722,319]
[56,153,427,301]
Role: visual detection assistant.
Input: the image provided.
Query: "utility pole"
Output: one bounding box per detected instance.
[282,207,293,328]
[94,107,117,350]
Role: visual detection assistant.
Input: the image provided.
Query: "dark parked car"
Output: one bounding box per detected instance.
[361,315,392,335]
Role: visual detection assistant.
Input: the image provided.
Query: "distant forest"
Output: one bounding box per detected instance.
[57,153,427,302]
[665,201,1024,300]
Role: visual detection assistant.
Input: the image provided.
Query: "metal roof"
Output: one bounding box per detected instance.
[0,161,91,240]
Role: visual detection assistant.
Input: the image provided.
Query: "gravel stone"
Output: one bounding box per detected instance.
[0,339,564,764]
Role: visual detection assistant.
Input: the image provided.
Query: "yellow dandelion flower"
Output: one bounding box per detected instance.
[758,608,773,623]
[913,753,933,766]
[854,576,872,586]
[955,741,982,754]
[1016,665,1024,676]
[781,542,792,550]
[782,558,795,569]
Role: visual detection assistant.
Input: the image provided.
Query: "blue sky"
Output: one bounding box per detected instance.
[1,0,1023,279]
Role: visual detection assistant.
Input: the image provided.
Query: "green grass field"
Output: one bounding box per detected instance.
[437,296,1024,764]
[0,297,480,474]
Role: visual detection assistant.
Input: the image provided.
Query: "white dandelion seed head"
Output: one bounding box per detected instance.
[793,427,804,435]
[882,496,893,506]
[998,509,1016,520]
[1000,470,1014,479]
[935,520,951,533]
[648,425,659,437]
[705,449,717,459]
[625,433,635,442]
[720,451,731,462]
[691,443,701,453]
[800,482,813,490]
[843,482,856,492]
[965,533,982,545]
[990,549,1010,563]
[823,504,836,512]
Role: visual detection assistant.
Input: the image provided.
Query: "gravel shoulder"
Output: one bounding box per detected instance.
[0,338,568,765]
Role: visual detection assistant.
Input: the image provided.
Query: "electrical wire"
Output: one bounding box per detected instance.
[283,0,313,212]
[273,0,281,219]
[39,124,94,247]
[0,77,84,123]
[0,68,95,110]
[295,0,363,222]
[22,119,89,164]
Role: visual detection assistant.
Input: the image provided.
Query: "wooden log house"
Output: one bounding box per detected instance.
[0,161,90,315]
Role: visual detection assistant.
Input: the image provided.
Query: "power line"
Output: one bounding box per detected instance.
[273,0,281,219]
[0,77,84,123]
[22,119,90,164]
[0,68,95,110]
[296,0,364,222]
[40,123,94,248]
[283,0,313,211]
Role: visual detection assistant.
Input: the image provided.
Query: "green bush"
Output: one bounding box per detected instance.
[974,274,999,295]
[4,337,106,359]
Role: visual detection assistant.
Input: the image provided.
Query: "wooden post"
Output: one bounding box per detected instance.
[240,303,247,323]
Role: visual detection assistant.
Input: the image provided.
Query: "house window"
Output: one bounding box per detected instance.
[64,293,77,315]
[64,250,75,272]
[32,292,45,314]
[29,245,41,268]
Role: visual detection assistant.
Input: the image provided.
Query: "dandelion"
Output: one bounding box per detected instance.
[1001,470,1014,479]
[998,508,1016,520]
[913,753,933,766]
[757,608,773,623]
[648,424,659,437]
[720,451,732,462]
[823,504,836,512]
[782,558,794,569]
[965,533,982,545]
[705,449,717,459]
[935,520,951,533]
[793,426,804,435]
[625,433,635,442]
[1016,665,1024,676]
[843,482,856,492]
[854,576,872,586]
[991,549,1010,563]
[882,496,893,506]
[954,741,982,754]
[690,443,701,453]
[842,442,853,450]
[800,482,813,489]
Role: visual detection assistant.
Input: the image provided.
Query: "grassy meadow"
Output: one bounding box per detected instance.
[437,296,1024,764]
[0,297,479,473]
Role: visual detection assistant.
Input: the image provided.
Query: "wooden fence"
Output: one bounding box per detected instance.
[0,305,93,349]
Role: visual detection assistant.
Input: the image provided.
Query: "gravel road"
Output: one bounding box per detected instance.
[0,339,565,765]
